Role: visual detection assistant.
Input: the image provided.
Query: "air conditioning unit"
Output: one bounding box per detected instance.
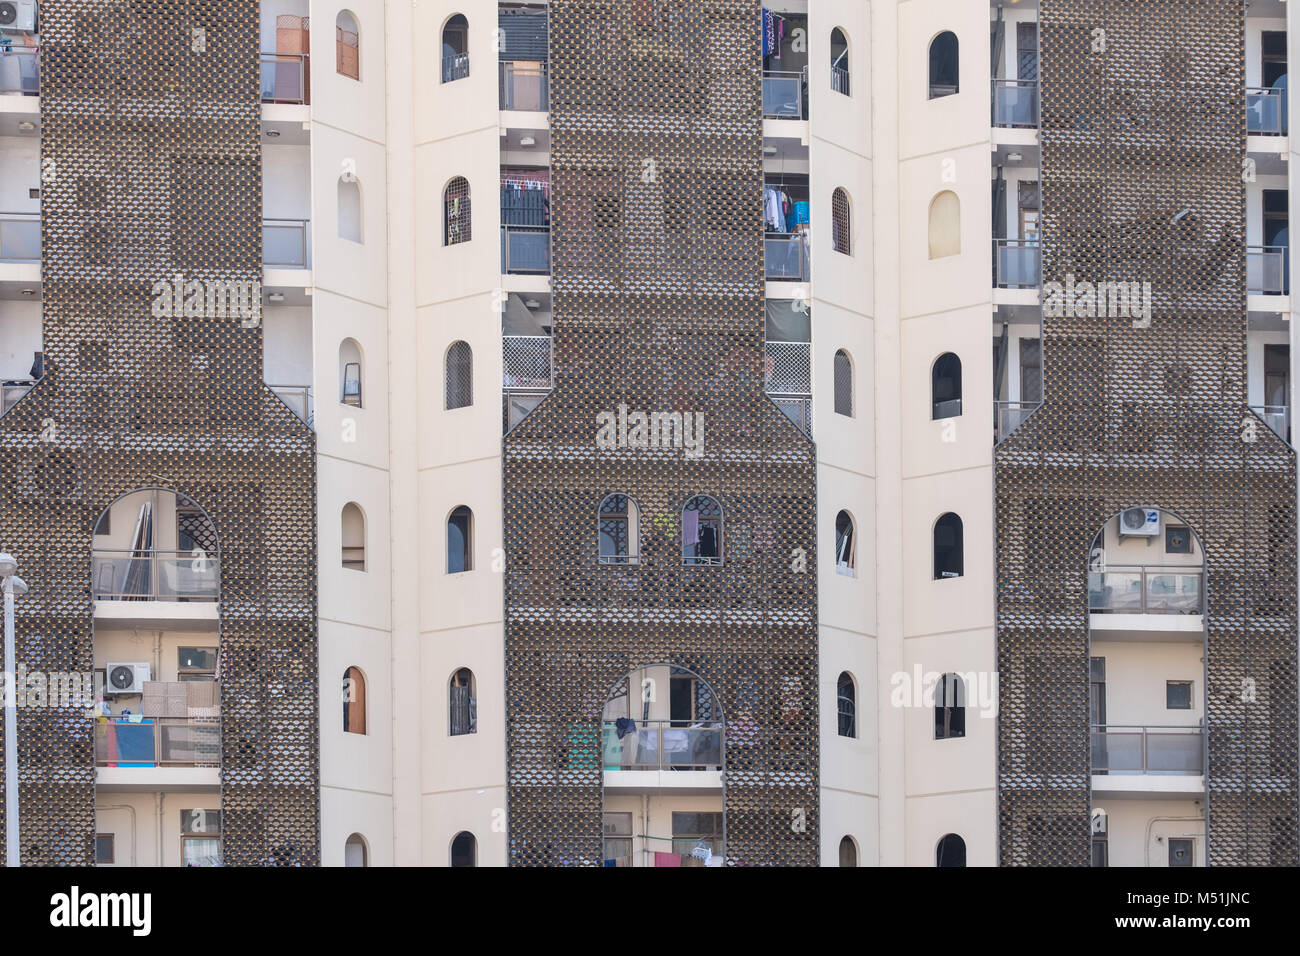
[0,1,38,33]
[105,662,150,695]
[1119,506,1161,537]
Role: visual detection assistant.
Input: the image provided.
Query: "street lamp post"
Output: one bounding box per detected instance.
[0,552,28,868]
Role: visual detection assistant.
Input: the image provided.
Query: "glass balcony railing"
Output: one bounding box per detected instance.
[92,550,219,602]
[1,381,34,414]
[96,718,221,767]
[1088,565,1202,615]
[0,212,40,263]
[1250,404,1290,443]
[762,70,807,119]
[992,78,1038,128]
[0,45,39,95]
[501,225,550,274]
[263,218,310,268]
[260,52,309,104]
[1247,87,1285,136]
[270,384,313,427]
[1091,725,1204,775]
[994,238,1039,289]
[994,400,1039,443]
[602,720,723,771]
[764,234,810,281]
[500,60,548,111]
[1247,244,1287,294]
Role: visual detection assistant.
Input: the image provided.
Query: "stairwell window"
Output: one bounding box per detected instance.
[835,510,856,576]
[928,190,961,258]
[839,835,858,867]
[932,352,962,419]
[345,833,368,867]
[337,176,362,243]
[928,31,959,99]
[342,503,366,571]
[935,672,966,739]
[837,672,856,738]
[336,11,360,81]
[444,176,472,245]
[449,668,477,736]
[834,349,854,417]
[599,494,640,565]
[445,341,473,409]
[448,505,473,573]
[682,495,722,566]
[442,14,470,83]
[830,28,850,95]
[831,187,851,255]
[340,338,363,407]
[936,832,966,867]
[343,666,367,734]
[451,831,477,866]
[934,513,964,579]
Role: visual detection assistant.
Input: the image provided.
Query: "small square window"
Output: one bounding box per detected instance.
[1165,525,1191,554]
[1166,680,1193,709]
[95,833,114,864]
[1168,838,1194,867]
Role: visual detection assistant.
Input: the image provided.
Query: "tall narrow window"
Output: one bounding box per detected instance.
[598,494,640,565]
[343,667,366,734]
[835,510,856,576]
[442,14,470,83]
[340,339,363,407]
[449,668,477,736]
[337,176,362,243]
[830,28,850,95]
[928,31,959,98]
[445,341,473,409]
[834,349,854,417]
[934,513,964,579]
[932,352,962,419]
[342,503,366,571]
[336,11,360,80]
[837,672,856,738]
[936,833,966,867]
[935,672,966,739]
[444,177,471,245]
[448,506,473,573]
[831,187,851,255]
[682,495,722,566]
[928,191,961,258]
[451,831,477,867]
[345,834,368,867]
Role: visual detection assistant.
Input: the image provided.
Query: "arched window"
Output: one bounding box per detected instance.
[336,11,360,80]
[928,191,961,259]
[934,513,964,579]
[444,177,471,245]
[932,352,962,419]
[935,672,966,739]
[342,502,366,571]
[447,506,473,573]
[344,833,368,867]
[831,28,850,95]
[839,836,858,867]
[91,489,219,602]
[831,187,851,255]
[442,14,470,83]
[343,666,366,734]
[337,176,362,243]
[451,831,477,867]
[928,31,959,98]
[449,668,477,736]
[834,349,854,417]
[445,341,473,409]
[837,672,856,737]
[936,832,967,867]
[339,338,362,407]
[682,495,722,566]
[599,494,640,565]
[835,510,856,576]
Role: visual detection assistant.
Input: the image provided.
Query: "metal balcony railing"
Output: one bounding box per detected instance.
[1088,565,1203,615]
[443,51,470,84]
[92,550,219,602]
[0,212,40,263]
[831,65,850,96]
[269,384,313,427]
[994,400,1039,443]
[0,45,39,95]
[994,238,1039,289]
[96,718,221,767]
[1247,87,1285,136]
[992,78,1038,128]
[260,52,309,104]
[1,381,34,414]
[602,720,724,771]
[762,70,807,119]
[1246,245,1287,294]
[764,233,810,281]
[503,335,553,391]
[500,60,548,111]
[765,341,811,397]
[1090,724,1204,775]
[1250,404,1290,443]
[501,225,550,274]
[263,218,310,268]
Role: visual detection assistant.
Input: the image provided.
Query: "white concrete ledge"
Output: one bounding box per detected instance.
[1092,774,1204,799]
[603,770,723,795]
[96,766,220,792]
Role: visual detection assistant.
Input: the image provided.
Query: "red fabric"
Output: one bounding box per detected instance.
[654,852,682,867]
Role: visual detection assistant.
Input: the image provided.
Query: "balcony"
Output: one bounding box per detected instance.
[766,340,812,436]
[0,44,39,96]
[260,52,309,105]
[603,721,723,772]
[270,384,313,427]
[1088,565,1202,615]
[764,234,809,282]
[1247,244,1287,295]
[1251,404,1290,443]
[92,550,219,603]
[503,334,551,431]
[263,218,310,269]
[1091,724,1204,775]
[0,212,39,263]
[762,70,807,119]
[500,60,548,111]
[96,718,220,768]
[1247,87,1284,136]
[992,78,1038,128]
[994,238,1039,289]
[994,400,1038,443]
[501,226,550,274]
[443,52,470,84]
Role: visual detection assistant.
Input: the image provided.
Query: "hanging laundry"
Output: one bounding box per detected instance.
[654,851,683,867]
[614,716,637,739]
[761,10,777,59]
[683,508,700,547]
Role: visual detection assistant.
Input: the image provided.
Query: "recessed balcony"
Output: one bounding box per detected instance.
[602,720,723,794]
